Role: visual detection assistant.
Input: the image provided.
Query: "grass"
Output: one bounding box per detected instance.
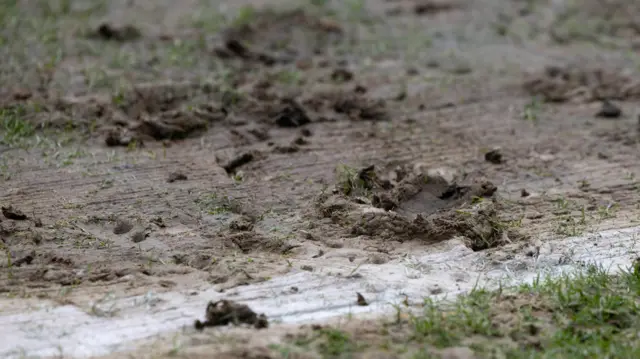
[0,105,35,146]
[196,193,241,215]
[270,264,640,359]
[335,163,375,197]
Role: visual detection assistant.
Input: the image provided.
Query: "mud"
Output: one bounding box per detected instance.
[314,164,519,250]
[195,300,268,330]
[524,65,640,102]
[166,171,188,183]
[89,23,142,42]
[3,0,640,357]
[215,8,343,65]
[2,206,27,221]
[596,100,622,118]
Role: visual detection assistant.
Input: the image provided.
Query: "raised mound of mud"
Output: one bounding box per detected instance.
[314,164,525,251]
[214,8,343,66]
[524,65,640,102]
[2,75,389,149]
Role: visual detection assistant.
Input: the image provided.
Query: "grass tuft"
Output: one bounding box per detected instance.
[280,264,640,358]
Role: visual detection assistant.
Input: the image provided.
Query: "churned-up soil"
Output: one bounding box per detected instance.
[2,0,640,358]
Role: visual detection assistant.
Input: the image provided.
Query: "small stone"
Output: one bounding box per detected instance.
[520,189,530,197]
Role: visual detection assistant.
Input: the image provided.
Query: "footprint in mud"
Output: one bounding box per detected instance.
[315,164,522,251]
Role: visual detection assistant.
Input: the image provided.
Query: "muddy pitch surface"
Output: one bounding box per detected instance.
[2,0,640,357]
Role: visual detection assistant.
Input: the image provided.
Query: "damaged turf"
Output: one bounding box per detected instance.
[315,164,523,250]
[214,8,343,65]
[524,65,640,102]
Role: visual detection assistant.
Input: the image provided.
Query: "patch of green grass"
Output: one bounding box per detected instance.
[335,163,374,197]
[280,264,640,358]
[196,193,241,215]
[292,327,361,358]
[275,69,304,85]
[0,105,35,146]
[523,97,542,123]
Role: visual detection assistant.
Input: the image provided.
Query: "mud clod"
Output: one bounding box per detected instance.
[331,68,354,83]
[229,216,255,232]
[113,219,133,235]
[195,300,268,330]
[333,95,388,121]
[222,152,256,174]
[14,251,35,267]
[12,89,32,101]
[596,100,622,118]
[92,23,141,42]
[419,200,511,251]
[484,148,504,164]
[524,65,640,102]
[2,206,27,220]
[217,9,343,65]
[131,230,149,243]
[521,189,530,197]
[372,193,397,211]
[134,112,210,141]
[293,136,308,146]
[215,39,277,66]
[274,99,311,128]
[105,128,141,147]
[356,292,369,306]
[273,144,300,154]
[167,171,188,183]
[414,1,455,15]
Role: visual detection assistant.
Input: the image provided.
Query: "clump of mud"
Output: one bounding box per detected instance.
[524,65,640,102]
[315,164,523,251]
[549,0,640,44]
[195,300,268,330]
[2,74,387,148]
[214,8,343,65]
[5,82,229,147]
[233,85,389,127]
[301,90,389,122]
[87,23,142,42]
